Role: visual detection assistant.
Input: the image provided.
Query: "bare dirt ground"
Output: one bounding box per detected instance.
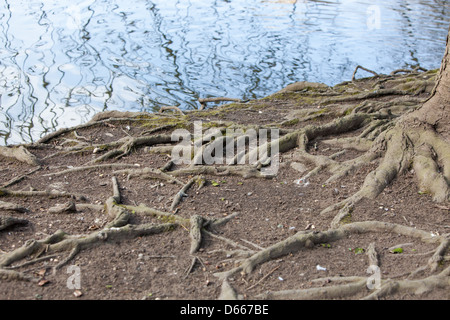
[0,68,448,301]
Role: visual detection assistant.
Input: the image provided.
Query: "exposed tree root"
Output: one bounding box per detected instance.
[113,167,184,185]
[0,216,28,231]
[0,268,39,283]
[0,145,41,166]
[159,106,185,115]
[215,221,449,300]
[352,65,378,81]
[0,177,181,272]
[170,176,201,212]
[0,187,87,201]
[257,279,368,299]
[362,266,450,300]
[89,134,173,163]
[0,171,238,284]
[0,201,28,213]
[1,66,448,300]
[48,201,77,215]
[1,166,42,188]
[198,97,244,110]
[218,278,240,300]
[215,221,443,279]
[189,215,204,254]
[45,163,140,177]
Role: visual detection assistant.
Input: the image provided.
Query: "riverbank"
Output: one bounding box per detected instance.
[0,68,449,300]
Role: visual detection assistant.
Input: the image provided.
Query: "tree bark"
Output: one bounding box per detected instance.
[404,26,450,140]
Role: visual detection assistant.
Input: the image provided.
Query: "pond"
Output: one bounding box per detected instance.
[0,0,449,145]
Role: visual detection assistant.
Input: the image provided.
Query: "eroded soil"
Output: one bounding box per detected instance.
[0,70,449,300]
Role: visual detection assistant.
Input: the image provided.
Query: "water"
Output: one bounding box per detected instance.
[0,0,449,145]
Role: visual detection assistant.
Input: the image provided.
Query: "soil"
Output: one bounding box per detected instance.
[0,70,448,301]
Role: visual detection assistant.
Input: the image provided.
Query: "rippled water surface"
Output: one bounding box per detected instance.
[1,0,449,145]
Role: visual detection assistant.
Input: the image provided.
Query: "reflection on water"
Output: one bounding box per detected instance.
[0,0,449,145]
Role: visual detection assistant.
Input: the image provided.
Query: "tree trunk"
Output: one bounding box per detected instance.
[404,25,450,140]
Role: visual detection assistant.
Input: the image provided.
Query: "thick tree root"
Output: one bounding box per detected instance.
[0,216,28,231]
[0,146,41,166]
[90,134,173,163]
[189,215,204,254]
[215,221,449,300]
[0,268,39,283]
[257,279,368,299]
[1,68,447,300]
[0,201,28,213]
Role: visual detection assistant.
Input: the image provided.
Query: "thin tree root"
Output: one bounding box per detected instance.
[352,65,378,81]
[247,265,280,291]
[199,97,244,110]
[113,167,184,185]
[170,176,201,212]
[48,201,77,214]
[0,187,87,201]
[330,202,354,229]
[44,163,140,177]
[90,134,172,163]
[1,166,42,188]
